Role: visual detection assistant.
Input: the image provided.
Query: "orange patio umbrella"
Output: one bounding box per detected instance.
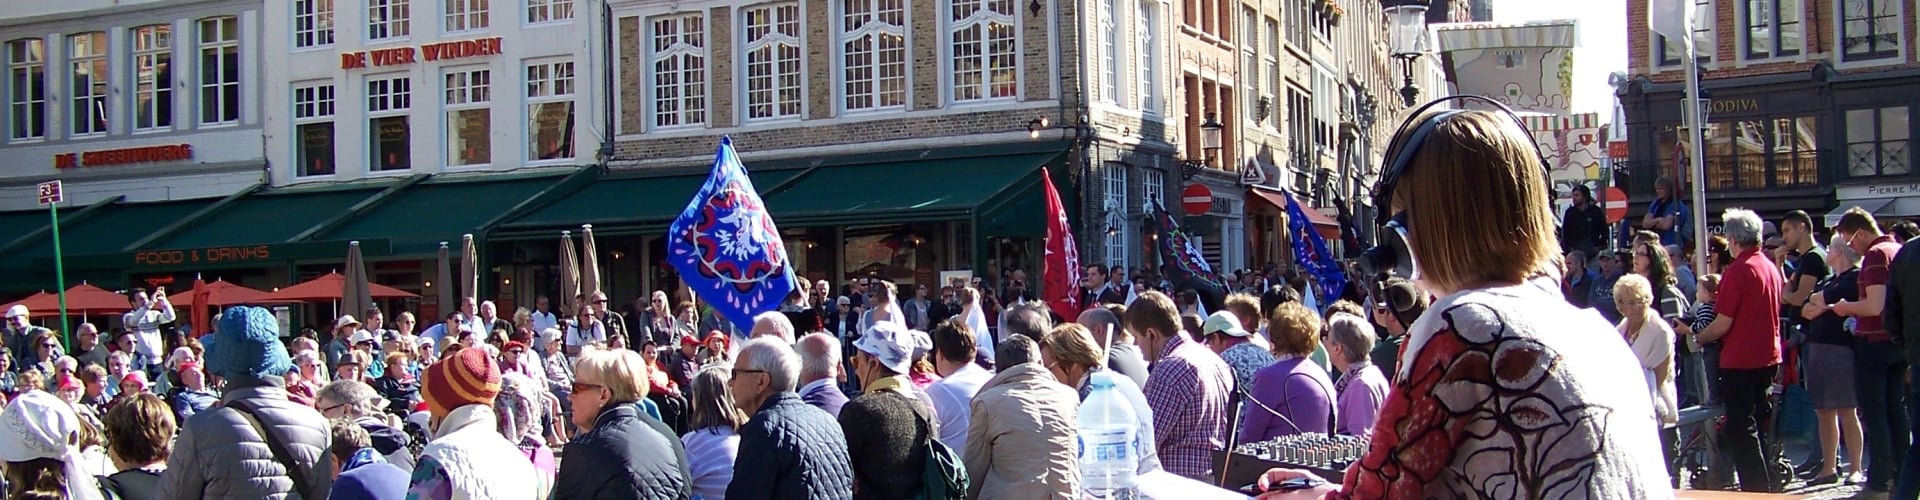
[259,272,419,303]
[171,279,279,308]
[0,291,55,316]
[14,283,131,315]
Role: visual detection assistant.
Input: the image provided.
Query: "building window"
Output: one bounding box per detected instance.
[370,0,412,41]
[1103,163,1129,265]
[445,68,491,166]
[1286,0,1308,48]
[1743,0,1800,58]
[68,32,108,137]
[949,0,1017,102]
[1143,167,1165,210]
[527,0,573,23]
[6,39,45,141]
[445,0,488,32]
[1242,9,1259,123]
[294,0,336,48]
[1099,0,1116,103]
[526,60,574,160]
[1137,1,1156,111]
[1846,106,1910,177]
[367,75,412,171]
[132,25,173,132]
[649,13,706,128]
[1658,0,1714,66]
[293,84,336,177]
[1839,0,1898,61]
[198,17,240,126]
[743,3,802,120]
[840,0,907,111]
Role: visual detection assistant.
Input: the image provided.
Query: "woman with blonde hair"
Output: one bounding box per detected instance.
[1255,106,1669,498]
[1614,273,1680,486]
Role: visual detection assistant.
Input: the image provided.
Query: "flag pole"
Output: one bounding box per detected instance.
[1682,36,1710,274]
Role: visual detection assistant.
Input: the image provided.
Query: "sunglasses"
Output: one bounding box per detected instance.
[571,381,604,393]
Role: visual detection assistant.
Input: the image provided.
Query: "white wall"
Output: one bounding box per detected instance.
[0,0,266,211]
[262,0,605,185]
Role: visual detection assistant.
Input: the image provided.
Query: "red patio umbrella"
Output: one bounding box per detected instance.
[259,272,419,303]
[0,292,54,316]
[171,279,278,308]
[15,283,131,315]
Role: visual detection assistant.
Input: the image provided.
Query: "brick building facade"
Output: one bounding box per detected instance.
[1621,0,1920,228]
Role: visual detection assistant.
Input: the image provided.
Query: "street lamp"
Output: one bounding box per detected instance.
[1383,0,1431,106]
[1201,112,1224,163]
[1182,112,1226,179]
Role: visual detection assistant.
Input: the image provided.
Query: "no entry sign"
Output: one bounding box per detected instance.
[1604,186,1628,223]
[1182,184,1213,215]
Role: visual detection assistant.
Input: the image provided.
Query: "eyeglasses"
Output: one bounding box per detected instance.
[730,368,767,379]
[318,402,350,414]
[570,381,605,393]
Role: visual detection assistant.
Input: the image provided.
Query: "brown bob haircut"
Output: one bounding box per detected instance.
[1386,110,1562,293]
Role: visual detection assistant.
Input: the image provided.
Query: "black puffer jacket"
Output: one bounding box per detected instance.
[552,403,693,500]
[726,392,854,500]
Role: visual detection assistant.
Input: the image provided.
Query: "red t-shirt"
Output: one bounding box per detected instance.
[1855,234,1903,337]
[1717,247,1784,369]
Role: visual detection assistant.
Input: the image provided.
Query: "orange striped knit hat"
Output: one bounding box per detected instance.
[423,347,501,417]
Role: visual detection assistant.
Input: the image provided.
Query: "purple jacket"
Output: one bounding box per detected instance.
[800,379,848,417]
[1239,356,1335,442]
[1335,363,1391,437]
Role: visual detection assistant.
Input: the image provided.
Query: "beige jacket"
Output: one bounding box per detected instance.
[963,363,1082,499]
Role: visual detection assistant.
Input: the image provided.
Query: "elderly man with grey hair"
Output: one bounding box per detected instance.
[1692,207,1785,492]
[727,337,854,499]
[796,332,849,417]
[1324,313,1389,437]
[965,334,1081,498]
[314,379,417,472]
[750,311,796,345]
[1079,307,1149,387]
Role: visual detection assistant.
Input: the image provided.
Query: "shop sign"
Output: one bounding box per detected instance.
[1708,98,1761,115]
[50,239,393,271]
[52,144,192,169]
[339,37,504,69]
[1607,141,1628,159]
[1864,182,1920,198]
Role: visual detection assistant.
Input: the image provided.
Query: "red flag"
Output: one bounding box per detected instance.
[1041,167,1081,321]
[190,276,211,335]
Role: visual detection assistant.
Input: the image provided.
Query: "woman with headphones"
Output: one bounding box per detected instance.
[1253,101,1673,498]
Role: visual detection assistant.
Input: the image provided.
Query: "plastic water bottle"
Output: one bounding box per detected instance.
[1078,372,1140,498]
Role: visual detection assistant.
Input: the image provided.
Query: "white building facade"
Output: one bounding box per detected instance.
[262,0,604,185]
[0,0,268,211]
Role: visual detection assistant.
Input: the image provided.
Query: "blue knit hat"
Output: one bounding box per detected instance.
[210,306,292,380]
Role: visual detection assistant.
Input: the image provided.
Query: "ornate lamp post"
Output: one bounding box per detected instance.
[1383,0,1432,106]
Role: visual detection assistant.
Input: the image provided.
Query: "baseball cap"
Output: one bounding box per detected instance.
[852,322,930,374]
[334,315,362,330]
[1201,311,1250,338]
[3,305,26,319]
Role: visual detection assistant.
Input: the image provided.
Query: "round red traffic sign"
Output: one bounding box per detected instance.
[1182,184,1213,215]
[1604,186,1629,223]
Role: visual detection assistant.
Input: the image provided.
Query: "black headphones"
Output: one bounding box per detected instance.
[1357,95,1553,279]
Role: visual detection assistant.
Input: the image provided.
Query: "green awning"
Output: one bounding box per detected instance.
[14,199,216,259]
[764,151,1061,227]
[497,169,802,237]
[318,173,566,255]
[146,187,383,251]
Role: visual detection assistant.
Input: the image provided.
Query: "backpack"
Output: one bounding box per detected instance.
[912,438,968,500]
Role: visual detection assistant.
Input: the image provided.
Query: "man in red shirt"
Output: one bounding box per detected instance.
[1814,207,1910,491]
[1695,208,1784,492]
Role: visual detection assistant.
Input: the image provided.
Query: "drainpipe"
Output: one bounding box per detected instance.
[600,0,618,172]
